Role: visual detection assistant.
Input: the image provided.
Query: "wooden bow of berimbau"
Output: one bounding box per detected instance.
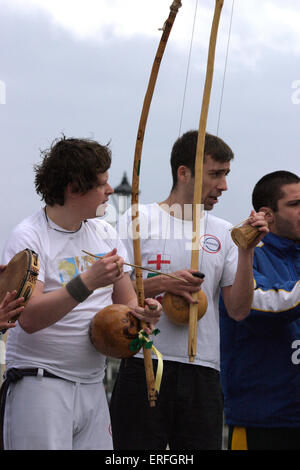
[131,0,182,407]
[188,0,224,362]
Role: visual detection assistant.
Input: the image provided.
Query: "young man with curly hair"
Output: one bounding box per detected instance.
[0,136,161,450]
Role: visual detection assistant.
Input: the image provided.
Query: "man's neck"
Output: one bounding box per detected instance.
[158,190,194,220]
[45,205,83,232]
[269,227,300,244]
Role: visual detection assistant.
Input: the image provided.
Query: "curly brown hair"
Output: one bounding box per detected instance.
[34,136,112,206]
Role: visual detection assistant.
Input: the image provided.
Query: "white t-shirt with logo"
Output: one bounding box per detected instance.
[118,203,238,371]
[2,209,130,383]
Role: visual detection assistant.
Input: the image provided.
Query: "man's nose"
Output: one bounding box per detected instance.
[107,184,114,195]
[217,176,228,192]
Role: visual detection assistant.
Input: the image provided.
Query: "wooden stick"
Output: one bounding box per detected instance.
[81,250,188,283]
[188,0,224,363]
[131,0,182,407]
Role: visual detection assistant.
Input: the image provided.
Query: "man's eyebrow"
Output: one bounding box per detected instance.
[208,168,230,174]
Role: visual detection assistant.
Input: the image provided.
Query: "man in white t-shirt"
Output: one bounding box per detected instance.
[110,131,268,450]
[0,137,161,450]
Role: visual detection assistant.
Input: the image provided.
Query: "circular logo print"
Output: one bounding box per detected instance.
[200,234,221,253]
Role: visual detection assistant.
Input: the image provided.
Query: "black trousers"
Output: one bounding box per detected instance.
[228,426,300,450]
[109,357,223,450]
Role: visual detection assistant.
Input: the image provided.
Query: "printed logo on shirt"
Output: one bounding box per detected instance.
[147,254,171,272]
[58,252,106,285]
[200,234,221,254]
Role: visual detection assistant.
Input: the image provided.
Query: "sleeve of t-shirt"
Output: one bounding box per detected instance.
[220,228,238,288]
[116,209,135,267]
[250,266,300,322]
[1,223,46,283]
[116,237,132,275]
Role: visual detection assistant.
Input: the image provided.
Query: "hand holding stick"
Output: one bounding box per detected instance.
[82,250,188,283]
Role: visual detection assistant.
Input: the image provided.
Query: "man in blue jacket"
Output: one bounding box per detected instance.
[220,170,300,450]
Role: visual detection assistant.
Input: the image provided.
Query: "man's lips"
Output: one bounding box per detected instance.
[208,196,219,203]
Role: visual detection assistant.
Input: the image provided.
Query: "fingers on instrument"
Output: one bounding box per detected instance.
[0,249,39,323]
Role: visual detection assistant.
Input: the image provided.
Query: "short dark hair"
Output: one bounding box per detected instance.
[34,136,112,206]
[252,170,300,212]
[170,130,234,190]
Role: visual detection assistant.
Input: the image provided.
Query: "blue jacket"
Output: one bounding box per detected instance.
[220,232,300,427]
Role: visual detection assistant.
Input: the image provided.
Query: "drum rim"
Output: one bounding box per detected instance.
[16,249,39,298]
[0,249,39,301]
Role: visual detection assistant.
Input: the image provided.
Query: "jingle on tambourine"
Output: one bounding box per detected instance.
[162,290,208,326]
[89,304,142,359]
[231,224,261,250]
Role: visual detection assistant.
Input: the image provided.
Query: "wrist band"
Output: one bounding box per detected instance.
[66,275,93,303]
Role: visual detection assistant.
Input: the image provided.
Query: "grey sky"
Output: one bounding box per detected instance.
[0,0,299,252]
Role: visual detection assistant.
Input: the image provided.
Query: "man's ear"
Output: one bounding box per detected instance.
[259,206,274,224]
[177,165,192,183]
[65,182,80,199]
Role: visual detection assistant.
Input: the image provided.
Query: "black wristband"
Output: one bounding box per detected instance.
[65,275,93,303]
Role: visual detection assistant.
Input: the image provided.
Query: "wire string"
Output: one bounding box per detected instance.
[178,0,199,137]
[216,0,235,135]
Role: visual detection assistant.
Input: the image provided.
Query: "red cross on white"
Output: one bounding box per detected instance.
[148,254,170,270]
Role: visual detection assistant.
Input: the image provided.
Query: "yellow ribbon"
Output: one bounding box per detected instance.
[138,330,163,394]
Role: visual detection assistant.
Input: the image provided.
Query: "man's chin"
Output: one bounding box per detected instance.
[203,203,214,211]
[96,204,107,217]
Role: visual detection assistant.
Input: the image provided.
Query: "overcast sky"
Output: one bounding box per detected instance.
[0,0,299,251]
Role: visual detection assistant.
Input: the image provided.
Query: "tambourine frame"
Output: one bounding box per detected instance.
[0,248,40,322]
[14,249,39,304]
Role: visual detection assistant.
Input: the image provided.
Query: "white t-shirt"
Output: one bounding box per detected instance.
[2,208,130,383]
[118,203,238,371]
